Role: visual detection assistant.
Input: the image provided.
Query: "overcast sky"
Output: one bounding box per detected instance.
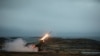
[0,0,100,37]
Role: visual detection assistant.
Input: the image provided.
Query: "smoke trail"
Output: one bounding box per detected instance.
[2,38,38,52]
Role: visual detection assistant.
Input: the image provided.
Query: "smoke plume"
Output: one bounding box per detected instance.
[2,38,38,52]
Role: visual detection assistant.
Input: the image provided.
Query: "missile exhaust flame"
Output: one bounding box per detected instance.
[40,33,49,42]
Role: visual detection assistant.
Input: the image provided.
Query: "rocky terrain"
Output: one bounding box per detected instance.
[0,37,100,56]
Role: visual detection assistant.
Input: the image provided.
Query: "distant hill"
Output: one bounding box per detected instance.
[0,37,100,52]
[43,37,100,52]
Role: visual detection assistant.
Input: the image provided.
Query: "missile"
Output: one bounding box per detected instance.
[25,31,52,51]
[36,31,51,51]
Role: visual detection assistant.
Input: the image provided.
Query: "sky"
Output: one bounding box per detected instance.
[0,0,100,38]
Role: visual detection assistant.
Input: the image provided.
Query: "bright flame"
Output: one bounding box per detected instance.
[40,33,49,41]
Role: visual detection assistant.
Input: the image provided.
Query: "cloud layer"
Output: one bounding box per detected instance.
[0,0,100,37]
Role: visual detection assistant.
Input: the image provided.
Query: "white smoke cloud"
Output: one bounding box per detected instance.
[2,38,38,52]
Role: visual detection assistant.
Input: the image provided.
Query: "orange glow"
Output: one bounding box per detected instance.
[40,33,49,41]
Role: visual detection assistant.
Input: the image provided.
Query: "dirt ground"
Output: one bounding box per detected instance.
[0,52,81,56]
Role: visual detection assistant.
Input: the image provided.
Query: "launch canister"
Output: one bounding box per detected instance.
[36,40,44,51]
